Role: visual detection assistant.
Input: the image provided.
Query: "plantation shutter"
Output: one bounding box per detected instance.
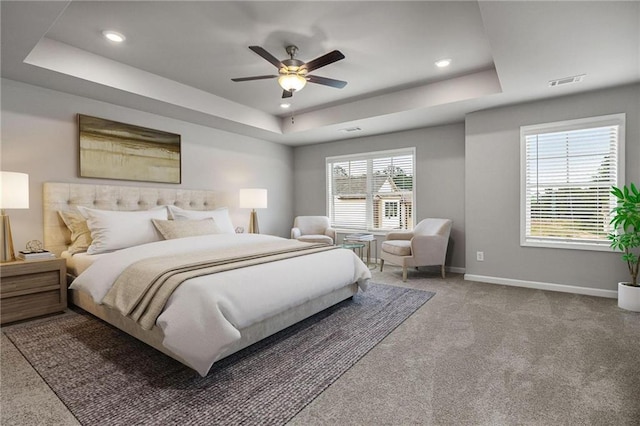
[522,114,624,248]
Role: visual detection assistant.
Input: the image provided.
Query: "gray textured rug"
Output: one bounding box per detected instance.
[4,283,434,426]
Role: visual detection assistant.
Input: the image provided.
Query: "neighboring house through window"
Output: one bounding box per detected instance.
[520,113,625,251]
[326,148,416,231]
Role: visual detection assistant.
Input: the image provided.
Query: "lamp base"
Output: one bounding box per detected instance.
[248,209,260,234]
[0,211,16,262]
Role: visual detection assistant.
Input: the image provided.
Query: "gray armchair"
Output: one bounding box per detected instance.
[291,216,336,245]
[380,218,452,281]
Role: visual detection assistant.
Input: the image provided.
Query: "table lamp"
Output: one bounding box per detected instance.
[0,172,29,262]
[239,188,267,234]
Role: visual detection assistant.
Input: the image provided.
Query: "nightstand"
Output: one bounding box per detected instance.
[0,258,67,325]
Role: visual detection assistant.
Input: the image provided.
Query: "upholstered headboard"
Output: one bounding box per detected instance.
[43,182,225,256]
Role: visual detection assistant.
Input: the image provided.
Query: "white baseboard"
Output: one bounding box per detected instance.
[464,274,617,299]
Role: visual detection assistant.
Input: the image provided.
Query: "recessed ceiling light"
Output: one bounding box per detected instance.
[435,58,451,68]
[102,30,126,43]
[280,103,291,109]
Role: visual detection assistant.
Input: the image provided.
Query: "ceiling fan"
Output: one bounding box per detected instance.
[231,45,347,99]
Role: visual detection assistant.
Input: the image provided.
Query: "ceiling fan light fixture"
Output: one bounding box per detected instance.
[278,73,307,92]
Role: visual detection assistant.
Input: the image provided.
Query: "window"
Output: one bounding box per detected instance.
[384,201,399,218]
[521,114,625,250]
[327,148,415,231]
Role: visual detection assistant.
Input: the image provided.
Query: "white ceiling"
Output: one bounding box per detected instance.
[2,1,639,146]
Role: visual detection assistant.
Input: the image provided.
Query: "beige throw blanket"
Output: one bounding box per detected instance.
[102,239,337,330]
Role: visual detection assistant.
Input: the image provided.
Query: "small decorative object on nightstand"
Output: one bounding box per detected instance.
[18,239,55,261]
[0,257,67,324]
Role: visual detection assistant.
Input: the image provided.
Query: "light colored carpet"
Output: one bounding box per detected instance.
[2,266,640,425]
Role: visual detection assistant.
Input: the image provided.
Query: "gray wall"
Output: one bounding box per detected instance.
[465,84,640,291]
[293,124,466,269]
[1,79,294,250]
[5,76,636,293]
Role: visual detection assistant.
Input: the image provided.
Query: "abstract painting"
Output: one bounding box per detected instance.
[79,114,181,183]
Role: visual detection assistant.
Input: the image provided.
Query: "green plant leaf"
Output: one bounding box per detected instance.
[611,186,624,199]
[610,183,640,282]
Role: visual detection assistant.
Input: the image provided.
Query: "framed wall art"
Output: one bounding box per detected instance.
[79,114,181,184]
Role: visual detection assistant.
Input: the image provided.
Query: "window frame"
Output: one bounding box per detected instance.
[384,201,399,218]
[326,147,416,233]
[520,113,625,251]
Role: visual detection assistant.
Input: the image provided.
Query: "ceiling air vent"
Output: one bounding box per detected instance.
[548,74,585,87]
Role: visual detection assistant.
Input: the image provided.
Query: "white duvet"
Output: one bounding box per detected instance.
[70,233,371,376]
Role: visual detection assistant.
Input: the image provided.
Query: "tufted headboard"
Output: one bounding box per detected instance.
[43,182,225,257]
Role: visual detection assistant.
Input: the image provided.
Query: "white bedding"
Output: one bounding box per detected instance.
[62,251,108,276]
[70,233,371,376]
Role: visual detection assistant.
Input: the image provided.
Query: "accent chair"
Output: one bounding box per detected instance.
[291,216,336,245]
[380,218,452,281]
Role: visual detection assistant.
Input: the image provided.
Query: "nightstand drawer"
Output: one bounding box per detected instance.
[1,271,61,296]
[0,258,67,325]
[1,290,64,323]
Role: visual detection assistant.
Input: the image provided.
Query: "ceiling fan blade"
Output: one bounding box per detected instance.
[282,90,293,99]
[307,75,347,89]
[301,50,345,73]
[231,75,278,82]
[248,46,285,69]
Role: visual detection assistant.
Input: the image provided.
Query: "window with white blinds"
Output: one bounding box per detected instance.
[326,148,415,231]
[520,114,625,250]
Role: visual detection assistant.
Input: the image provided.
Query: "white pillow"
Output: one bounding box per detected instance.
[77,206,168,254]
[168,206,235,234]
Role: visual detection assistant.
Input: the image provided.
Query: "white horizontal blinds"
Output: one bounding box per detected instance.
[372,154,414,230]
[525,123,619,245]
[329,159,367,229]
[327,149,415,231]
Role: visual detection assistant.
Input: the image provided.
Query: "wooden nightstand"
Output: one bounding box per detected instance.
[0,258,67,325]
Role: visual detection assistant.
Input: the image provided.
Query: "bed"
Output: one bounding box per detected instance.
[43,182,370,376]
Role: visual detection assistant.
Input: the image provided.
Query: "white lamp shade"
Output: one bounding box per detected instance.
[239,188,267,209]
[0,172,29,209]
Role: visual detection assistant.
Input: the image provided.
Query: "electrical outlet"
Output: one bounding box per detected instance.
[476,251,484,262]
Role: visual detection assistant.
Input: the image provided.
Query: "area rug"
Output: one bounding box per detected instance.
[4,283,434,426]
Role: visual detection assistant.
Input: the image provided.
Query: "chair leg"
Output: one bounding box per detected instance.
[380,259,384,271]
[402,266,407,282]
[441,264,446,279]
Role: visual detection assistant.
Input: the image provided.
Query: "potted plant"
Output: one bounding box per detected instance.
[608,183,640,312]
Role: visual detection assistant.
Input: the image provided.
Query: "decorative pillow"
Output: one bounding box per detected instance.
[77,206,168,254]
[167,206,235,234]
[152,218,220,240]
[58,210,93,254]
